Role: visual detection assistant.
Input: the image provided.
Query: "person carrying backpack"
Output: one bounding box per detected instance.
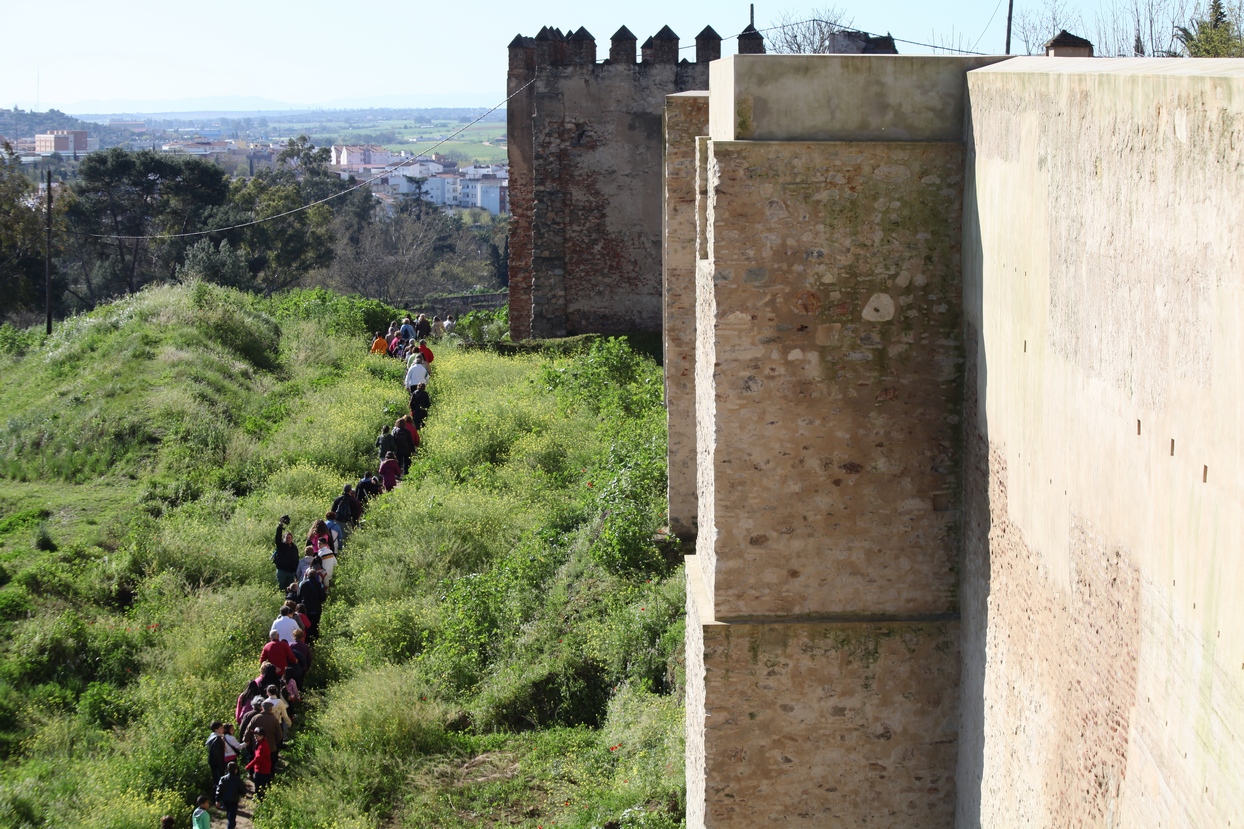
[391,419,414,474]
[324,511,344,553]
[409,383,431,429]
[331,487,356,525]
[298,567,326,633]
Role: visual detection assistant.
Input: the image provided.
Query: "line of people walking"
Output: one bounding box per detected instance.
[181,322,436,828]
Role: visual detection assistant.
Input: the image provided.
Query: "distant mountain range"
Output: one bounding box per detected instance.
[65,92,504,119]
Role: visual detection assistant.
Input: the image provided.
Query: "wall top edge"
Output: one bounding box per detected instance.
[720,53,1011,64]
[668,90,710,98]
[969,55,1244,78]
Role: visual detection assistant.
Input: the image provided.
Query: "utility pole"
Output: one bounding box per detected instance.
[45,169,52,335]
[1005,0,1015,54]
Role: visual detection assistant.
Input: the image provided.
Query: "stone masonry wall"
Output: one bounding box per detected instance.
[506,38,537,340]
[960,58,1244,828]
[684,123,968,828]
[664,92,709,540]
[700,618,961,826]
[508,31,710,339]
[699,139,965,620]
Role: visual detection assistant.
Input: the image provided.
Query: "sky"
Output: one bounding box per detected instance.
[1,0,1161,114]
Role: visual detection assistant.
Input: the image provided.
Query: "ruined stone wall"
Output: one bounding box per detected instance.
[508,30,710,339]
[960,58,1244,828]
[506,38,537,340]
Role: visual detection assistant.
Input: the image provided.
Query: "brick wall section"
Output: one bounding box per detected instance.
[506,38,536,340]
[664,92,709,540]
[699,139,965,620]
[507,38,709,339]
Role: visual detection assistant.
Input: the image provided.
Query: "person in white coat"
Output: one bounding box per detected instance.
[404,355,429,391]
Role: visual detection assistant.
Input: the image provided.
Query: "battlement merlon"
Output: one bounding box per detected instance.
[510,24,726,66]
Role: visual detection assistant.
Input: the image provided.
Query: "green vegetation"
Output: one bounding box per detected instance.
[0,284,682,828]
[1,142,507,326]
[1177,0,1244,55]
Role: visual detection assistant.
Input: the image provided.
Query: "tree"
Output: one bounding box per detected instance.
[1176,0,1244,54]
[61,148,231,309]
[765,6,856,53]
[1089,0,1199,56]
[0,147,58,321]
[327,207,461,304]
[1014,0,1086,53]
[229,176,335,294]
[175,239,252,290]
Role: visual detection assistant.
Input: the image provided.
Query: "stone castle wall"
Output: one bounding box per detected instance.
[507,27,716,339]
[670,54,1002,827]
[668,54,1244,828]
[959,58,1244,829]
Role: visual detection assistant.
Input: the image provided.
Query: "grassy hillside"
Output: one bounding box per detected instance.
[0,285,683,828]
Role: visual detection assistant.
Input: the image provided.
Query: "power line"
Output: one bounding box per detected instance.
[973,0,1007,53]
[86,79,533,242]
[678,16,987,55]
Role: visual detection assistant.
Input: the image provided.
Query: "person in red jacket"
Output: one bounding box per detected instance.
[246,728,273,798]
[401,414,420,451]
[259,631,297,677]
[416,339,434,365]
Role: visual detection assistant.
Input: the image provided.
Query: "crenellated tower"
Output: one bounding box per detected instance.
[506,21,746,339]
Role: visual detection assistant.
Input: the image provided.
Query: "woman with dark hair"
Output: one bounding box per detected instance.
[305,519,331,552]
[273,519,299,590]
[298,564,326,635]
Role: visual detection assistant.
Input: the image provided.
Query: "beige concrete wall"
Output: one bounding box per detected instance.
[664,92,709,541]
[960,57,1244,828]
[708,54,1008,143]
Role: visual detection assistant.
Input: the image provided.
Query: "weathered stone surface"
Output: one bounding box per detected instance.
[687,565,959,827]
[699,139,965,620]
[664,92,709,541]
[673,52,1244,829]
[960,58,1244,829]
[708,54,1008,143]
[507,34,711,339]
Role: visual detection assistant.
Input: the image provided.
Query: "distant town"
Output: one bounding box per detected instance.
[0,106,509,215]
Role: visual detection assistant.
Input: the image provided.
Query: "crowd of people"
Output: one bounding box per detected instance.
[173,314,440,828]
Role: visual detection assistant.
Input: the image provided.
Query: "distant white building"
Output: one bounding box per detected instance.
[331,144,393,167]
[461,163,508,180]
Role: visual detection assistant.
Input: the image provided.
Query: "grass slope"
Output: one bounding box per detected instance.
[0,285,683,829]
